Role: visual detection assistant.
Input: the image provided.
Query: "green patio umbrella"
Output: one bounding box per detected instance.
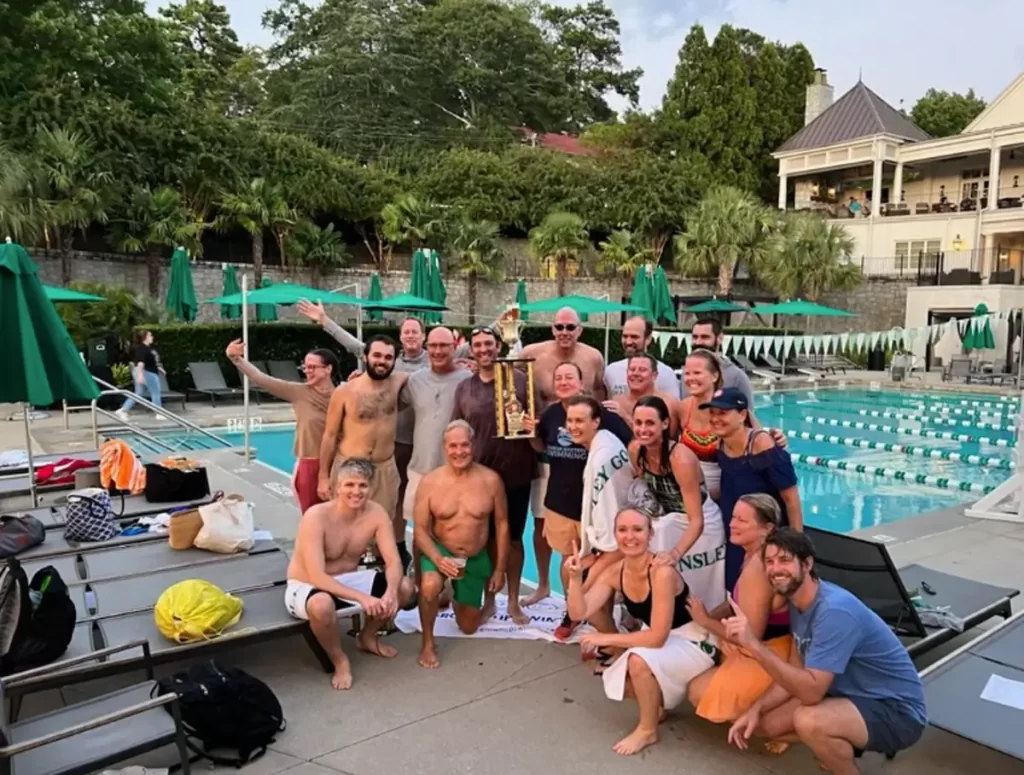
[426,250,446,324]
[366,273,383,321]
[165,247,197,322]
[1,239,100,505]
[630,266,655,321]
[962,303,996,351]
[518,295,646,316]
[409,249,430,299]
[42,285,105,303]
[651,266,677,324]
[685,297,748,314]
[364,293,448,312]
[256,277,279,322]
[516,279,530,321]
[207,282,362,308]
[220,264,241,320]
[751,299,855,317]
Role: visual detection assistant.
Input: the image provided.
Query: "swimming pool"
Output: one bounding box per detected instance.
[202,386,1016,592]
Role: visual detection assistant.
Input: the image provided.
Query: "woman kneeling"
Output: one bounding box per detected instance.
[567,508,718,756]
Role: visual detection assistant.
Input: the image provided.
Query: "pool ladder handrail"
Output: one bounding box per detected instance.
[86,376,233,451]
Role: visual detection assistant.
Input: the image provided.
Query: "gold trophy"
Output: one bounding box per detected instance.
[494,304,536,438]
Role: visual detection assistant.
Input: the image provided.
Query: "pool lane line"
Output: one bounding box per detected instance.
[786,430,1013,470]
[789,453,996,495]
[802,415,1016,447]
[901,392,1019,408]
[854,408,1014,432]
[800,395,1015,418]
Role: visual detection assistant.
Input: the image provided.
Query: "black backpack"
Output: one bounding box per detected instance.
[0,558,77,675]
[154,661,286,767]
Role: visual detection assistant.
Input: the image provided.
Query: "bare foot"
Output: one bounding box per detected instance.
[506,601,530,626]
[356,631,398,659]
[520,586,550,607]
[330,659,353,690]
[418,644,441,669]
[612,726,659,756]
[765,741,790,756]
[480,597,496,624]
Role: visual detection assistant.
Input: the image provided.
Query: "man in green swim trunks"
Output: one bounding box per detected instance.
[415,420,509,668]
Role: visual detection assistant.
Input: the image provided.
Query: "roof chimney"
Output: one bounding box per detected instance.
[804,68,834,126]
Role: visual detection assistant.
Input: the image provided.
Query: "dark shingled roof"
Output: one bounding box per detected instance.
[776,81,930,153]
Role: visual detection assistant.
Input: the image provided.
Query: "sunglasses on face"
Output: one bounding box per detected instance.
[553,323,578,332]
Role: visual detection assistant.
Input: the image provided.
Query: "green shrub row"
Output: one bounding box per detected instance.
[141,322,805,390]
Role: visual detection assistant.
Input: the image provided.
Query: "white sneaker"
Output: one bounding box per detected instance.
[115,408,130,423]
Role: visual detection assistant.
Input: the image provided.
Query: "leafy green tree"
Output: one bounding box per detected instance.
[216,178,294,284]
[445,218,505,322]
[413,148,519,225]
[674,186,778,295]
[597,229,654,297]
[528,211,589,296]
[381,194,444,252]
[910,88,986,138]
[291,221,349,287]
[760,213,860,301]
[346,162,403,271]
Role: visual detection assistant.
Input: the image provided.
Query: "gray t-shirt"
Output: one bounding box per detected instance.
[604,358,680,398]
[400,368,471,474]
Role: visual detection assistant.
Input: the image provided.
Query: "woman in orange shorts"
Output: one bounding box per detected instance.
[685,493,793,725]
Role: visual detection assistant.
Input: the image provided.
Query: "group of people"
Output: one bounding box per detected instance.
[225,307,926,772]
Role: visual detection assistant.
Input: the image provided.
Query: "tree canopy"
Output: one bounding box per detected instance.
[910,88,987,138]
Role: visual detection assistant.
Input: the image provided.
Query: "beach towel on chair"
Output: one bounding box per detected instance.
[100,439,146,495]
[580,429,632,556]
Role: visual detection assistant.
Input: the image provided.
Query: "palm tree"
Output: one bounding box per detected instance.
[381,194,442,254]
[598,229,655,298]
[217,178,293,285]
[291,221,349,287]
[114,186,206,295]
[760,213,861,301]
[674,186,779,296]
[446,218,505,322]
[0,141,40,244]
[528,212,589,297]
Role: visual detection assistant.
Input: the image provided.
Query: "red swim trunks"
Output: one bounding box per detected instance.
[293,458,323,514]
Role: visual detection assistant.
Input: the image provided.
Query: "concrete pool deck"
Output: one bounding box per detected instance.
[2,383,1023,774]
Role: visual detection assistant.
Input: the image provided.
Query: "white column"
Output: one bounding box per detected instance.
[982,233,995,281]
[893,161,904,204]
[778,174,788,210]
[870,155,883,219]
[989,144,1001,211]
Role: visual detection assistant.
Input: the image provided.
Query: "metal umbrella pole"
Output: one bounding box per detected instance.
[599,293,612,362]
[242,274,251,463]
[23,403,37,507]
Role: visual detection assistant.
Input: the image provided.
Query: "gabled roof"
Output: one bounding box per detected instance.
[963,71,1024,133]
[776,81,930,153]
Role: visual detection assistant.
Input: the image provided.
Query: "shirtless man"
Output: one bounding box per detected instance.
[317,335,410,519]
[284,457,417,689]
[607,353,682,436]
[415,420,509,669]
[519,306,606,607]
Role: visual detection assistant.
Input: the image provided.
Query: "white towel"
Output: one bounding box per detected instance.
[649,499,727,613]
[602,621,717,709]
[580,429,632,555]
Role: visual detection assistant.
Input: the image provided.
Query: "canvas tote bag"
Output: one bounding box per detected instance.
[194,494,255,554]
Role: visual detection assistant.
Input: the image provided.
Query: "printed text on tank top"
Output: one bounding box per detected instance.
[680,399,719,462]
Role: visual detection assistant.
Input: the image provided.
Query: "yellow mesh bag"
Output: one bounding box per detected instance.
[154,580,243,643]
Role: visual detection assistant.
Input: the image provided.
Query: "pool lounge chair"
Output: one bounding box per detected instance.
[943,357,972,383]
[267,361,303,383]
[805,526,1018,658]
[185,362,245,407]
[0,641,190,775]
[20,492,216,531]
[920,609,1024,761]
[734,354,780,384]
[762,354,789,374]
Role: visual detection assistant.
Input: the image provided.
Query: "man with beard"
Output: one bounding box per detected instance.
[723,529,926,773]
[519,306,606,606]
[317,336,410,521]
[604,316,680,397]
[607,353,682,434]
[415,421,508,668]
[452,325,537,625]
[689,318,755,407]
[285,457,417,690]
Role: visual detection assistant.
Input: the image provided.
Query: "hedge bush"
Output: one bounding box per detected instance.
[143,322,804,390]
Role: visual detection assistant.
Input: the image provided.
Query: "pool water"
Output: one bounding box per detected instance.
[205,387,1017,593]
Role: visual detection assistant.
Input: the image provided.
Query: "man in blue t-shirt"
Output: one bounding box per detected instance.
[722,528,926,773]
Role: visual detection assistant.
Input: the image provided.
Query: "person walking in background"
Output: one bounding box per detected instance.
[116,330,163,422]
[225,339,339,513]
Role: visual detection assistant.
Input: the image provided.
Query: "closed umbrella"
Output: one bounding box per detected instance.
[961,303,996,352]
[256,277,278,322]
[630,267,654,321]
[220,265,241,320]
[1,239,99,506]
[516,279,529,321]
[366,273,383,322]
[651,266,677,324]
[409,249,430,299]
[426,250,446,324]
[165,247,197,322]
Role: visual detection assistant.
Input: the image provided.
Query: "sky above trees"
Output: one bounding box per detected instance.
[146,0,1023,114]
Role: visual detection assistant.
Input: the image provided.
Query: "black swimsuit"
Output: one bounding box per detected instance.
[620,563,692,629]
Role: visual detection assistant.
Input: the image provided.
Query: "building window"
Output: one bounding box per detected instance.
[895,239,942,269]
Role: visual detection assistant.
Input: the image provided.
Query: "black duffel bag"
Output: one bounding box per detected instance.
[145,459,210,503]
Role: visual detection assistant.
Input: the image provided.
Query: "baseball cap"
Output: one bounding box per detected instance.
[699,387,749,411]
